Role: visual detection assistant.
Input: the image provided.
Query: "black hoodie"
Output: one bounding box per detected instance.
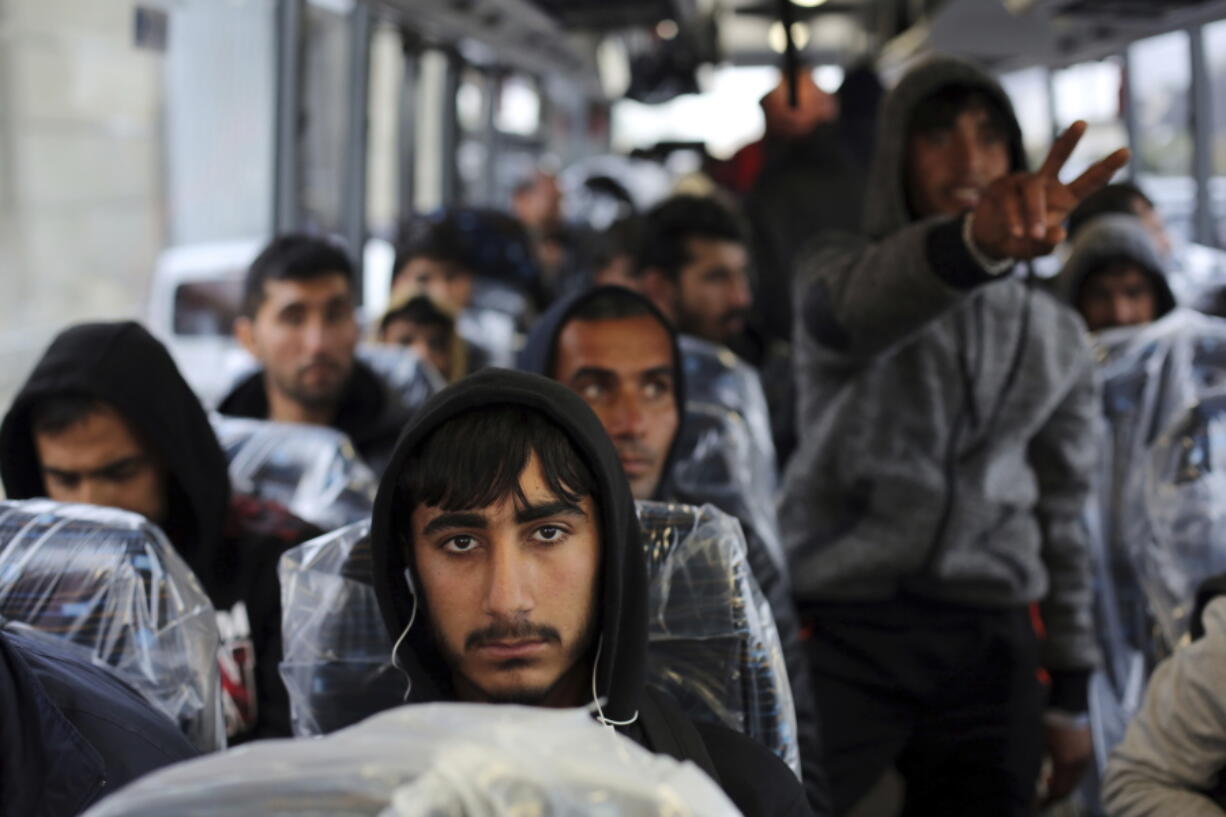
[219,360,411,476]
[368,369,812,817]
[0,322,317,738]
[520,293,828,813]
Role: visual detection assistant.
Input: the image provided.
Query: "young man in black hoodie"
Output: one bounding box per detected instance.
[517,285,829,814]
[0,321,319,740]
[368,368,813,817]
[221,234,413,475]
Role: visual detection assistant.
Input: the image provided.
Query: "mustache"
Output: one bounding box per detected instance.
[720,308,750,327]
[465,620,561,651]
[295,355,345,377]
[613,440,655,461]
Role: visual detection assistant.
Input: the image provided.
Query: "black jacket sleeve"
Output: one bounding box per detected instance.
[695,721,819,817]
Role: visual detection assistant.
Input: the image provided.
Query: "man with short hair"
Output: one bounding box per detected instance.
[781,56,1129,814]
[0,321,319,739]
[1058,213,1176,332]
[1066,181,1173,259]
[367,368,813,817]
[221,234,413,474]
[635,195,754,348]
[518,285,829,814]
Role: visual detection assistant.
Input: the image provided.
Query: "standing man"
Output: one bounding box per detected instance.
[780,56,1129,814]
[222,234,413,474]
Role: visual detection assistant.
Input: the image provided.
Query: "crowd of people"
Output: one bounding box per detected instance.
[6,53,1226,817]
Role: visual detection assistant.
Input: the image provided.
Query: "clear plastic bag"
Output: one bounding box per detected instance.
[212,414,378,531]
[82,703,743,817]
[278,501,799,775]
[0,499,223,751]
[357,343,447,413]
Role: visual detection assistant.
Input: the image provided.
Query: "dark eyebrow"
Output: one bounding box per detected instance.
[568,366,616,383]
[516,500,586,525]
[43,456,147,482]
[640,365,674,381]
[422,511,488,536]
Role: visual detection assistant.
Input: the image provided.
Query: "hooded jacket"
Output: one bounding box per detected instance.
[1056,213,1177,321]
[779,57,1101,706]
[518,287,829,813]
[368,369,813,817]
[219,360,411,476]
[0,321,316,738]
[0,622,197,817]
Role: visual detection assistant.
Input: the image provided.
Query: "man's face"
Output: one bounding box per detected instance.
[1078,264,1159,331]
[35,403,167,523]
[238,275,358,413]
[395,257,474,313]
[381,318,451,380]
[411,455,601,706]
[553,315,678,500]
[673,238,752,344]
[907,105,1012,219]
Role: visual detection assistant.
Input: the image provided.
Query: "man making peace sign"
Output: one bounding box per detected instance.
[779,56,1129,815]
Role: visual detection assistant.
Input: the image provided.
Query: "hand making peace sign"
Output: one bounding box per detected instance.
[970,120,1131,262]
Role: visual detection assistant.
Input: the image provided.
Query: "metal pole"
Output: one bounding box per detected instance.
[1120,49,1141,181]
[440,50,463,205]
[481,71,500,206]
[397,30,418,220]
[273,0,304,234]
[342,3,372,296]
[1189,25,1215,246]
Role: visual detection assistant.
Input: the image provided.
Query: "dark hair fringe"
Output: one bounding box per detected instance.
[398,405,596,518]
[381,295,455,334]
[30,392,106,436]
[242,234,355,318]
[567,287,660,325]
[635,194,748,282]
[906,84,1014,142]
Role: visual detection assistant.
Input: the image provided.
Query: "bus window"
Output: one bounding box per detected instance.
[366,22,404,240]
[998,66,1053,170]
[1205,19,1226,249]
[1051,58,1127,181]
[1129,30,1195,246]
[300,0,353,236]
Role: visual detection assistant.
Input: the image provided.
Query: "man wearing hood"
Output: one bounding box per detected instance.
[517,285,829,814]
[367,368,813,817]
[221,234,413,475]
[1058,213,1177,332]
[0,321,319,740]
[779,56,1129,814]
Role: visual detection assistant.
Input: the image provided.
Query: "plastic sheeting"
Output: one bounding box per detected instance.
[278,501,799,775]
[671,403,787,575]
[1140,389,1226,651]
[0,499,223,752]
[357,343,448,415]
[212,414,378,531]
[679,335,778,494]
[82,703,742,817]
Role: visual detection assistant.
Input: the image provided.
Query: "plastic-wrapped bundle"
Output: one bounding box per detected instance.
[671,403,787,574]
[82,703,741,817]
[0,499,223,751]
[279,502,799,774]
[212,414,377,531]
[637,500,798,775]
[1139,389,1226,652]
[679,335,778,495]
[357,343,447,416]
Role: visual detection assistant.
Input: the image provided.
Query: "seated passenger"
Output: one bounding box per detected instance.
[517,285,829,814]
[0,321,319,739]
[390,218,517,368]
[366,369,814,817]
[222,235,413,475]
[0,622,197,817]
[1102,580,1226,816]
[1058,214,1176,332]
[377,293,486,382]
[634,194,752,350]
[780,56,1129,815]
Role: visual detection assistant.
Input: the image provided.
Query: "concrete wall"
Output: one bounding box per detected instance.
[0,0,166,409]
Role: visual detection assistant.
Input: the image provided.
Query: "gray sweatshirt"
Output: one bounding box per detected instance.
[778,56,1101,680]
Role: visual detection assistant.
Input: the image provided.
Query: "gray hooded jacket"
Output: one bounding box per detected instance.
[1055,212,1176,319]
[778,56,1101,680]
